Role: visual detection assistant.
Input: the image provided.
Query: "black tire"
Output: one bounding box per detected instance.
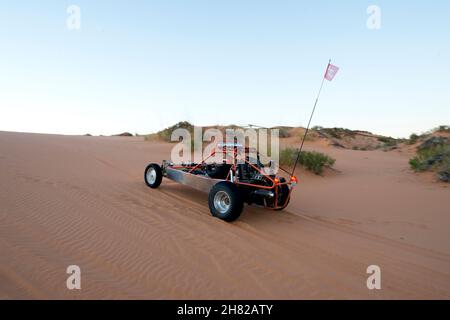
[208,182,244,222]
[144,163,163,189]
[275,182,290,211]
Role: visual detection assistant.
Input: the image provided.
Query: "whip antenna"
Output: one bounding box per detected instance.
[291,59,339,176]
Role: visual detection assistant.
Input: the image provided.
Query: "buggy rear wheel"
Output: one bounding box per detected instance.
[208,182,244,222]
[144,163,163,189]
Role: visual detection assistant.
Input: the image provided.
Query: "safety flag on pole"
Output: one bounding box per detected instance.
[291,59,338,176]
[324,63,339,81]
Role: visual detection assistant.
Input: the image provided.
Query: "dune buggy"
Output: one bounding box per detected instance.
[144,143,297,222]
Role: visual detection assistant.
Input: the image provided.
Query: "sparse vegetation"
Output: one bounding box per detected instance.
[279,148,335,175]
[298,131,316,142]
[318,127,357,139]
[377,136,397,146]
[143,134,158,141]
[275,127,292,138]
[408,133,420,145]
[376,136,399,151]
[432,125,450,134]
[114,132,133,137]
[143,122,195,142]
[409,136,450,182]
[405,125,450,146]
[157,121,194,142]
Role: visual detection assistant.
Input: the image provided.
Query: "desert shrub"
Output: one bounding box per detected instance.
[319,127,356,139]
[279,148,297,167]
[408,133,420,145]
[157,121,194,142]
[279,148,335,175]
[114,132,133,137]
[409,156,428,172]
[377,136,397,147]
[275,127,292,138]
[420,125,450,136]
[438,163,450,182]
[434,125,450,134]
[409,144,448,171]
[298,131,316,142]
[144,133,159,141]
[409,137,450,182]
[417,136,448,151]
[301,151,336,174]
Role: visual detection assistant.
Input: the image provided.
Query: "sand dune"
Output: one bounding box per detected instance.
[0,131,449,299]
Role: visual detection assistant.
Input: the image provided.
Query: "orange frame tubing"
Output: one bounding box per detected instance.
[173,146,295,210]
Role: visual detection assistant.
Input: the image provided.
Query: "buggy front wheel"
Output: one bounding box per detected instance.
[144,163,163,189]
[275,184,290,211]
[208,182,244,222]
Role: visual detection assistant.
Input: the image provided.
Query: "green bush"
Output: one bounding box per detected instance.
[319,127,356,139]
[377,136,397,146]
[279,148,297,167]
[409,156,428,172]
[279,148,335,175]
[438,162,450,182]
[409,137,450,182]
[435,125,450,133]
[156,121,194,142]
[408,133,420,145]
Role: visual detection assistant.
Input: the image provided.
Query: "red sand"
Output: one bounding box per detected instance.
[0,131,449,299]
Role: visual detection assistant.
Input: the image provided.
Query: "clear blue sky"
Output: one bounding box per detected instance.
[0,1,449,138]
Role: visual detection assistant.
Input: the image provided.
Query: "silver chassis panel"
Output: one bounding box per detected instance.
[165,167,225,193]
